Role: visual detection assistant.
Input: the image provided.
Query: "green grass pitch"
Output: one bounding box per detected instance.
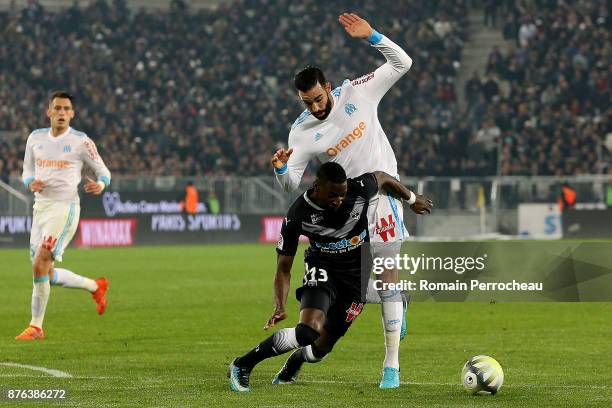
[0,244,610,407]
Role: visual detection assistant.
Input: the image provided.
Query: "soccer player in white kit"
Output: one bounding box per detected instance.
[271,13,433,388]
[15,91,111,341]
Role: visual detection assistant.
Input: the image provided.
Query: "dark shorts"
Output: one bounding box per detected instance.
[296,257,366,338]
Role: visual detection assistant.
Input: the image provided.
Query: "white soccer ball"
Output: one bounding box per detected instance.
[461,355,504,395]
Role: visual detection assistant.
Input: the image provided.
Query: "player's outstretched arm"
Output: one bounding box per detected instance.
[374,171,433,214]
[272,147,300,192]
[339,12,412,104]
[273,131,312,192]
[271,148,293,170]
[264,254,294,330]
[338,12,374,39]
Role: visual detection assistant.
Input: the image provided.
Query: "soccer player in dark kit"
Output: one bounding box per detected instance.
[228,162,432,391]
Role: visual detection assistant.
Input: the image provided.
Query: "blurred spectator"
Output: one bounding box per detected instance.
[485,45,504,76]
[483,0,499,28]
[558,182,577,211]
[0,159,8,184]
[464,71,483,106]
[207,191,220,215]
[179,181,199,214]
[482,74,500,102]
[518,16,537,48]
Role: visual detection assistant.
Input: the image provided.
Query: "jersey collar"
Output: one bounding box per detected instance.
[47,127,71,142]
[303,190,325,211]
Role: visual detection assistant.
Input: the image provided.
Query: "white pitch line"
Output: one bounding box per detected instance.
[0,362,73,378]
[0,374,117,379]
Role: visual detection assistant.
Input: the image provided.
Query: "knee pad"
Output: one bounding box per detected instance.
[295,323,320,346]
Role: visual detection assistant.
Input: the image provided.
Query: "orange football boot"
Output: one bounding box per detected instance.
[92,278,109,315]
[15,325,45,340]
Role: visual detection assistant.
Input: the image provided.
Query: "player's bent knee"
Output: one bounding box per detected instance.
[295,323,320,347]
[314,332,340,357]
[312,346,329,360]
[33,247,53,276]
[35,246,54,262]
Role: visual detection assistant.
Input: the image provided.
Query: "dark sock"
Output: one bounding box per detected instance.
[235,334,278,369]
[282,348,307,377]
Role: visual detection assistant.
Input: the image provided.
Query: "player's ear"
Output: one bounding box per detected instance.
[325,82,332,93]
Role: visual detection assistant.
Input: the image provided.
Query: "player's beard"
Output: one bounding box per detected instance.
[313,95,332,121]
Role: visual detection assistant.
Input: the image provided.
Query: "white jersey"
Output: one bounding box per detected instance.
[275,34,412,192]
[22,127,111,203]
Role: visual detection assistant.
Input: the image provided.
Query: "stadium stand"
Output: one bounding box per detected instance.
[478,0,610,176]
[0,0,608,179]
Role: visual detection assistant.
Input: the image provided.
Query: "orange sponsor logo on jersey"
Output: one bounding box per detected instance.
[36,159,70,169]
[326,121,366,157]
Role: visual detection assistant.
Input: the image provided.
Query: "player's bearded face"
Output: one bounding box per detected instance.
[311,94,332,120]
[299,83,333,121]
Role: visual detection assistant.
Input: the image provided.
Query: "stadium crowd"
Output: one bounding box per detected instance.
[0,0,608,181]
[478,0,610,175]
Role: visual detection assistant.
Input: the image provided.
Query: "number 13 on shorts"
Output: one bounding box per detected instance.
[303,262,328,286]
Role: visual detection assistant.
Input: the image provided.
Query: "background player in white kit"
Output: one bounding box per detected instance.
[271,13,432,388]
[16,91,111,340]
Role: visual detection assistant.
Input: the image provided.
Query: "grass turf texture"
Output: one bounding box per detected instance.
[0,244,610,407]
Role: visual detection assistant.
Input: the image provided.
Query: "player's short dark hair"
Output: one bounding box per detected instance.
[316,162,347,185]
[49,90,74,106]
[294,66,327,92]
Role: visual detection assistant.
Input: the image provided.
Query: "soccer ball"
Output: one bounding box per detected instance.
[461,355,504,395]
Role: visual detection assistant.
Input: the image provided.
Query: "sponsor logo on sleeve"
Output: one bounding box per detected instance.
[351,72,375,86]
[84,139,100,160]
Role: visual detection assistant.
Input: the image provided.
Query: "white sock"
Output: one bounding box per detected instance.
[383,330,401,370]
[365,277,382,303]
[272,328,300,354]
[52,268,98,292]
[30,279,50,329]
[302,345,322,363]
[380,290,402,369]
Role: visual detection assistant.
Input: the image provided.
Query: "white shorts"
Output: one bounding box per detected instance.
[368,190,409,242]
[30,201,80,263]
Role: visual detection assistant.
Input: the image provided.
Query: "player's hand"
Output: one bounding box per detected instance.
[29,179,44,193]
[338,13,374,39]
[84,176,104,195]
[410,195,434,215]
[271,148,293,170]
[264,309,287,330]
